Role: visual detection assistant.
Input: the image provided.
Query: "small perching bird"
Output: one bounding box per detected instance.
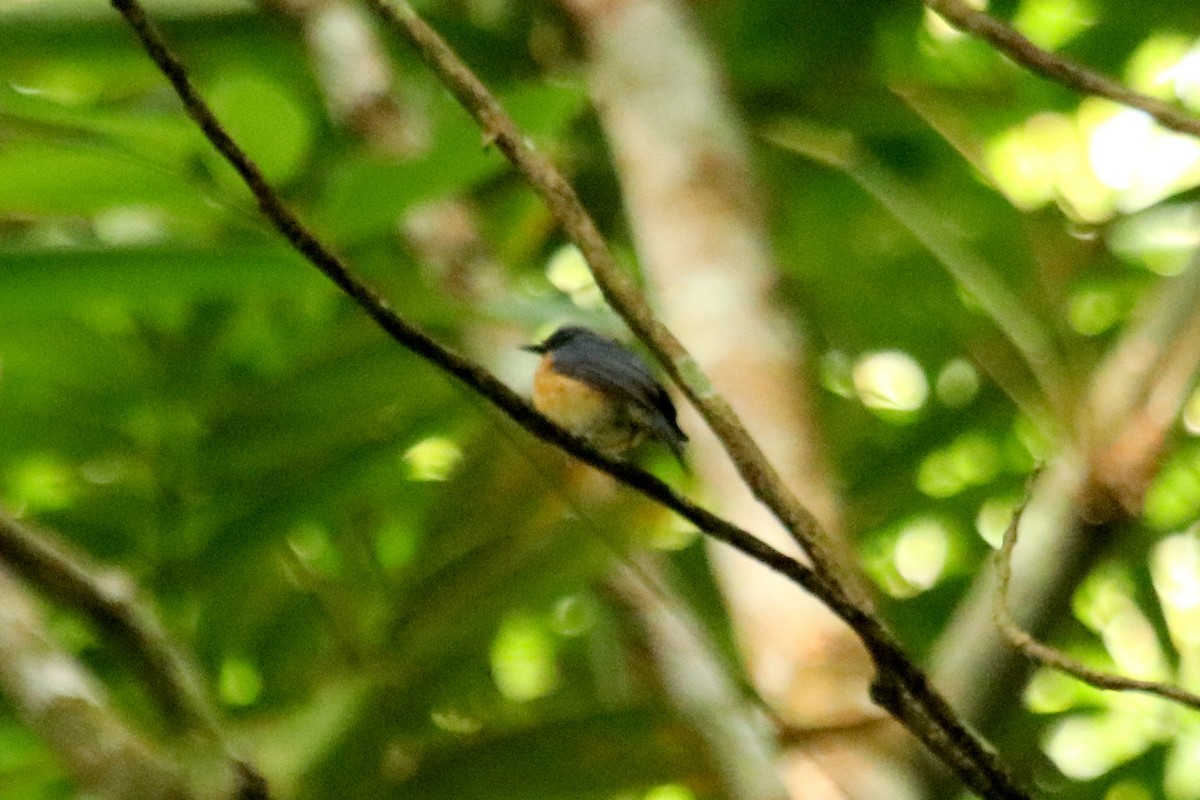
[523,326,687,466]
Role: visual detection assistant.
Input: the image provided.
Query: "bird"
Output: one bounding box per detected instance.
[523,326,687,465]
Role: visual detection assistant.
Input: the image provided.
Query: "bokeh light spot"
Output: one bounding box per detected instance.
[1024,668,1086,714]
[1164,731,1200,799]
[546,245,603,308]
[219,657,262,708]
[976,496,1018,548]
[403,436,462,482]
[935,358,981,407]
[852,351,928,414]
[819,350,855,398]
[1183,385,1200,434]
[645,785,695,800]
[1068,285,1122,336]
[490,612,559,702]
[5,454,76,512]
[1012,0,1094,51]
[894,517,950,591]
[1151,533,1200,648]
[1044,713,1155,780]
[1105,781,1153,800]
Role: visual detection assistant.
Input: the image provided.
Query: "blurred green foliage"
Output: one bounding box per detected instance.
[4,0,1200,798]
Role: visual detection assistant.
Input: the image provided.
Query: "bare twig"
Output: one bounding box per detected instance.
[924,0,1200,140]
[994,477,1200,711]
[106,2,1029,796]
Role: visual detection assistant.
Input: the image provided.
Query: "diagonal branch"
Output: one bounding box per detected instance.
[106,0,837,605]
[360,0,864,611]
[994,477,1200,712]
[106,2,1029,796]
[924,0,1200,140]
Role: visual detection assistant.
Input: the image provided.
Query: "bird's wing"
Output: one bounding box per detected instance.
[552,339,687,444]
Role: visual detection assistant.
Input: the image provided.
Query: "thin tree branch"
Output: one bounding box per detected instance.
[359,0,864,610]
[924,0,1200,140]
[106,2,1029,796]
[994,476,1200,712]
[104,0,831,607]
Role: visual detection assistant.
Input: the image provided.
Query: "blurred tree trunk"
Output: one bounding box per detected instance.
[560,0,919,796]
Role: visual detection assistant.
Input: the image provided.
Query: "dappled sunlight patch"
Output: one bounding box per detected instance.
[490,612,559,703]
[403,436,462,482]
[1151,533,1200,650]
[1175,45,1200,108]
[852,350,929,418]
[1164,730,1200,799]
[818,350,855,399]
[1105,781,1154,800]
[647,519,700,551]
[1024,668,1092,714]
[1108,204,1200,277]
[1012,414,1054,463]
[985,112,1102,215]
[983,35,1200,222]
[1087,103,1200,213]
[1067,283,1126,336]
[865,515,958,598]
[4,453,78,513]
[219,657,263,708]
[1075,565,1171,682]
[1044,710,1161,781]
[1144,445,1200,530]
[205,71,313,186]
[1124,34,1196,100]
[546,244,603,309]
[1011,0,1095,51]
[893,517,950,592]
[923,0,988,41]
[93,205,168,246]
[1183,386,1200,435]
[934,358,980,408]
[985,500,1200,785]
[975,494,1019,548]
[643,784,695,800]
[917,431,1003,498]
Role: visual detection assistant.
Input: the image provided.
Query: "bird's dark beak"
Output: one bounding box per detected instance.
[522,343,544,353]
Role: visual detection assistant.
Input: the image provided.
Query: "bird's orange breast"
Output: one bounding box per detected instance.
[531,358,642,455]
